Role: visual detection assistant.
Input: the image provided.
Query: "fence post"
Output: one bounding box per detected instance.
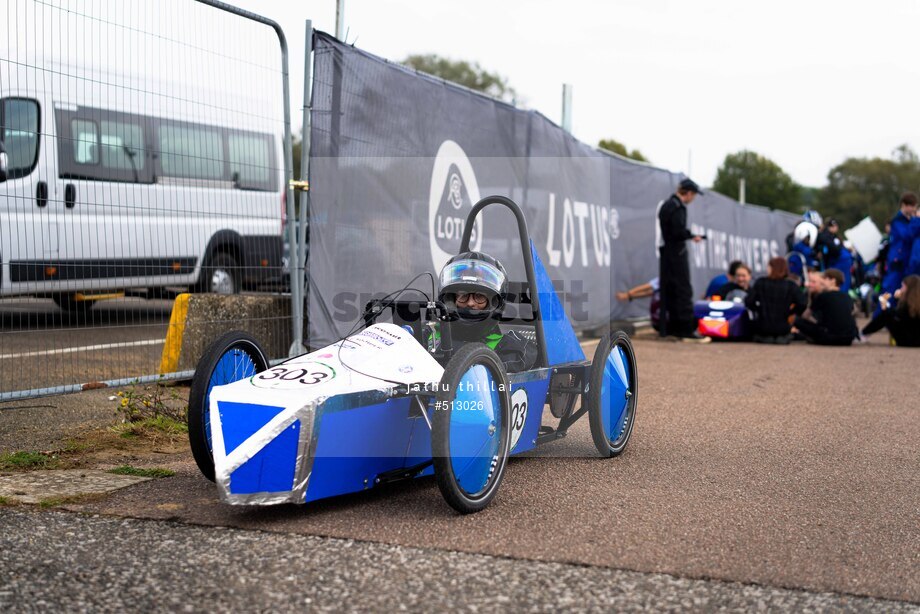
[561,84,573,133]
[292,20,314,356]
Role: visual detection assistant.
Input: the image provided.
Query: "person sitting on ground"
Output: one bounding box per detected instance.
[744,257,806,344]
[438,251,537,372]
[714,262,752,301]
[704,260,744,299]
[791,268,858,346]
[616,277,661,332]
[861,274,920,347]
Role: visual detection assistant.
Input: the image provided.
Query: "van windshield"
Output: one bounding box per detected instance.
[0,98,40,180]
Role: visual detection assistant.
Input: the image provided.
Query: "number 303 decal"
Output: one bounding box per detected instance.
[509,388,528,451]
[254,362,337,387]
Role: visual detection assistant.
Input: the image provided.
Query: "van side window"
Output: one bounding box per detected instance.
[101,120,144,172]
[72,119,99,164]
[158,124,223,180]
[0,98,41,179]
[229,133,271,189]
[58,108,152,183]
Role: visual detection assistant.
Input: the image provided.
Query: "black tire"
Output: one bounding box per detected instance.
[200,251,239,295]
[188,331,269,481]
[52,293,96,315]
[432,343,512,514]
[586,330,638,458]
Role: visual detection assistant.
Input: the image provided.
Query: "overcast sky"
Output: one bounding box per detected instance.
[231,0,920,189]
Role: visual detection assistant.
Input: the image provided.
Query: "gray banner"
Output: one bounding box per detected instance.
[307,32,799,346]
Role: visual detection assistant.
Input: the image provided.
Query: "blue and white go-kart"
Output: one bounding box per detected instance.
[187,196,638,514]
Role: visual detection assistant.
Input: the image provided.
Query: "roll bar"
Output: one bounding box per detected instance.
[459,196,547,368]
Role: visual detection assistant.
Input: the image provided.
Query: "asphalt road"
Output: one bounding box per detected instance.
[2,508,914,613]
[0,297,175,394]
[20,332,915,609]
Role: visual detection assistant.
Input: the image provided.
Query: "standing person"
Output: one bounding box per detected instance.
[906,209,920,277]
[880,192,918,303]
[876,222,891,281]
[816,219,853,291]
[745,257,806,344]
[787,221,819,279]
[792,268,858,346]
[861,275,920,346]
[658,177,708,342]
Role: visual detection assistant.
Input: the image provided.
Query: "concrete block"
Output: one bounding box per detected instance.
[159,294,292,374]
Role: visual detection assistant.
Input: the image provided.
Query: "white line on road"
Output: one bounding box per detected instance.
[0,339,164,360]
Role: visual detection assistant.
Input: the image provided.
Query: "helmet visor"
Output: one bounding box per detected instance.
[439,259,506,297]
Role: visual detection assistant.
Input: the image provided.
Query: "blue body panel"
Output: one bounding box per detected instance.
[217,401,301,496]
[530,241,585,366]
[305,397,417,502]
[230,421,301,494]
[218,401,287,454]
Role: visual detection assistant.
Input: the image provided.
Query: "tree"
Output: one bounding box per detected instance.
[402,54,516,102]
[597,138,649,163]
[712,150,802,213]
[818,144,920,229]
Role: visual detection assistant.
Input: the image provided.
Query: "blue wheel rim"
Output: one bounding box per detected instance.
[600,344,631,445]
[449,364,502,496]
[203,348,260,454]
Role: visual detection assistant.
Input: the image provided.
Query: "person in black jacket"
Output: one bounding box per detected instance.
[792,268,858,346]
[658,177,708,342]
[745,257,806,344]
[861,274,920,347]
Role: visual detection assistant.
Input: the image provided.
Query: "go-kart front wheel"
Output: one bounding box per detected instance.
[188,331,269,481]
[586,330,638,458]
[432,343,512,514]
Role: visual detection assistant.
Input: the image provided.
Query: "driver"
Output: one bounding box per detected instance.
[437,251,538,373]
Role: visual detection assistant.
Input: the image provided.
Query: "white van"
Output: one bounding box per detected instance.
[0,61,285,311]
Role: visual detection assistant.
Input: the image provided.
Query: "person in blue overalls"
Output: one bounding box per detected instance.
[906,209,920,278]
[815,219,853,292]
[881,192,918,303]
[787,221,819,281]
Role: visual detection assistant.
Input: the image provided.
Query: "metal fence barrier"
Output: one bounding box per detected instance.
[0,0,296,400]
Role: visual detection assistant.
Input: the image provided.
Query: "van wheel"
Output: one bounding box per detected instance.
[52,293,96,315]
[202,252,239,295]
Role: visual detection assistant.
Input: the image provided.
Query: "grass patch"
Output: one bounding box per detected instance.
[0,496,16,506]
[111,416,188,439]
[0,451,59,471]
[63,439,90,453]
[108,465,175,478]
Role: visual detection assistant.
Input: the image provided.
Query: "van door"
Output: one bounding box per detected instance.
[0,97,56,295]
[55,107,155,292]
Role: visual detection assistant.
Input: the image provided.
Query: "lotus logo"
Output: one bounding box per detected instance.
[448,173,463,209]
[429,140,482,271]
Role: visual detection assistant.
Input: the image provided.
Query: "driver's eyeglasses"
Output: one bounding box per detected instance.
[456,292,488,306]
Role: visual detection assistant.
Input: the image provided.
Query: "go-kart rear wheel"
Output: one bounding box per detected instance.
[586,330,638,458]
[188,331,269,481]
[432,343,512,514]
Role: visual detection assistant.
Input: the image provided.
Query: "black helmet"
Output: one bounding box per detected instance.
[438,251,507,339]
